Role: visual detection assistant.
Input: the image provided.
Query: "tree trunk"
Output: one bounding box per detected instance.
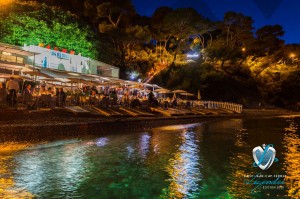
[171,53,177,68]
[221,59,225,70]
[236,56,248,72]
[164,35,171,50]
[255,63,271,78]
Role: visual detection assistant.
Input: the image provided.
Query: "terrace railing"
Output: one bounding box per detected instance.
[195,101,243,113]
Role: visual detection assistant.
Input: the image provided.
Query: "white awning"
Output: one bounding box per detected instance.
[39,68,74,79]
[0,43,38,57]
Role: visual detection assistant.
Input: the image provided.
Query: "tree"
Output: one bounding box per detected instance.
[150,7,174,49]
[255,25,284,56]
[83,0,151,78]
[0,1,98,58]
[160,8,210,67]
[252,25,285,77]
[205,12,255,75]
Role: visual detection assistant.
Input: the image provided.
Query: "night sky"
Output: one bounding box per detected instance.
[132,0,300,44]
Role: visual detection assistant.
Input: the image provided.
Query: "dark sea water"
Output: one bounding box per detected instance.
[0,116,299,199]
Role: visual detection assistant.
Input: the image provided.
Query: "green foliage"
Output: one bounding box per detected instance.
[205,12,255,62]
[150,6,173,41]
[255,25,285,56]
[84,0,151,78]
[270,70,300,107]
[153,61,262,106]
[162,8,208,39]
[0,1,98,59]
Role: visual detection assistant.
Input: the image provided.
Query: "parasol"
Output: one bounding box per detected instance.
[172,89,187,93]
[179,92,194,96]
[155,88,171,94]
[197,90,201,100]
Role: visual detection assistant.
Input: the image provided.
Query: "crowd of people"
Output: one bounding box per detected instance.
[0,77,164,109]
[78,86,159,108]
[0,77,67,108]
[0,77,243,113]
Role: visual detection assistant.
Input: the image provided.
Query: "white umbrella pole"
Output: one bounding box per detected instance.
[22,79,25,92]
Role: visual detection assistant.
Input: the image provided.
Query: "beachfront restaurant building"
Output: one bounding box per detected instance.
[0,42,121,83]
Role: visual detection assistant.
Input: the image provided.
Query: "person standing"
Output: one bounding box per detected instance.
[148,90,154,104]
[6,77,20,106]
[0,83,8,107]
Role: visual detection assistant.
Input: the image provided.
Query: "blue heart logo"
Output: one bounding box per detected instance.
[253,144,278,170]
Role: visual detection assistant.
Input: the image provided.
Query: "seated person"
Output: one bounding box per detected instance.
[47,87,53,95]
[153,98,159,107]
[185,101,192,109]
[23,84,33,102]
[39,85,47,95]
[110,89,118,106]
[23,84,36,109]
[100,95,110,108]
[130,97,141,108]
[56,88,66,106]
[89,89,99,106]
[51,85,57,96]
[171,98,178,108]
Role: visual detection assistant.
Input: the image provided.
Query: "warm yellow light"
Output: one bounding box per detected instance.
[290,53,296,58]
[242,47,246,52]
[0,0,14,6]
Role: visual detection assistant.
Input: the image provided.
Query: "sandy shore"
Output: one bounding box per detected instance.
[0,108,298,142]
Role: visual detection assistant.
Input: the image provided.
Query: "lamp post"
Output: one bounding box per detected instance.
[290,53,296,64]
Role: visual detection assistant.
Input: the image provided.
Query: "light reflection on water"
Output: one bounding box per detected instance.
[283,119,300,199]
[13,140,89,198]
[0,117,299,198]
[226,121,253,199]
[162,129,202,198]
[0,142,34,198]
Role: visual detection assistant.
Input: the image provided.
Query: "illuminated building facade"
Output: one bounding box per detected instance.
[0,43,119,78]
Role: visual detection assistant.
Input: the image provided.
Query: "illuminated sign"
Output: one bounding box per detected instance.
[51,51,70,59]
[187,53,199,58]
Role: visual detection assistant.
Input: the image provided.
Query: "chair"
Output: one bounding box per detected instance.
[65,96,72,106]
[99,97,110,108]
[130,99,141,108]
[79,96,88,106]
[185,101,192,109]
[110,98,118,108]
[0,98,8,109]
[40,94,52,108]
[22,94,37,110]
[141,100,150,110]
